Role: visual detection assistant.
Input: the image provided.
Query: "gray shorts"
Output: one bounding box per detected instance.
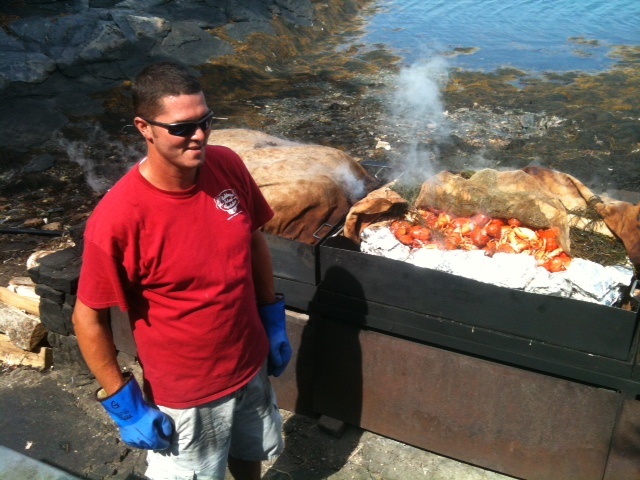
[145,365,283,480]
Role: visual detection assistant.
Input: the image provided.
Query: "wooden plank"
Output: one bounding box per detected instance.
[8,277,35,287]
[0,333,51,370]
[0,286,39,316]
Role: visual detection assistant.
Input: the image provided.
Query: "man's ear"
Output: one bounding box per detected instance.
[134,117,153,141]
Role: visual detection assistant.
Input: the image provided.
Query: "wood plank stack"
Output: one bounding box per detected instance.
[0,277,51,370]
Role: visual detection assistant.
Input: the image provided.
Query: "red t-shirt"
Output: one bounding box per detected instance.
[77,146,273,408]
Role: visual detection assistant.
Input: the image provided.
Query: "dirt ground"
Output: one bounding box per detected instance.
[0,359,516,480]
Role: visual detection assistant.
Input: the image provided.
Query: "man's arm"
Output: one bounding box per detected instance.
[72,298,174,450]
[251,229,276,305]
[251,229,292,377]
[72,299,125,395]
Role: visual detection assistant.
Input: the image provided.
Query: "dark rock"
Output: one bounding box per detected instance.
[47,331,90,373]
[21,154,55,174]
[90,0,121,7]
[9,13,102,64]
[151,21,234,64]
[85,464,118,480]
[70,221,87,245]
[78,21,131,64]
[0,28,25,53]
[124,0,230,26]
[0,0,79,16]
[36,265,79,293]
[0,173,65,195]
[318,415,347,438]
[8,15,59,45]
[270,0,315,26]
[226,1,273,23]
[224,20,276,41]
[110,11,171,51]
[37,247,80,270]
[27,267,40,285]
[0,51,56,84]
[59,90,106,118]
[0,97,69,152]
[40,298,74,335]
[35,283,66,304]
[65,293,77,308]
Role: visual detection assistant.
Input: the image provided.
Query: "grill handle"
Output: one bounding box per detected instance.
[313,223,334,240]
[360,160,394,181]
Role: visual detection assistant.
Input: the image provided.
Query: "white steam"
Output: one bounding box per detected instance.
[57,125,143,195]
[331,163,368,202]
[388,57,451,182]
[391,58,449,134]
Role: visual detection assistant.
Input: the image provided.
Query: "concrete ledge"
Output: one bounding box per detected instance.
[0,444,82,479]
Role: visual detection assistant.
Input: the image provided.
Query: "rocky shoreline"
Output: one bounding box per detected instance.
[0,0,369,161]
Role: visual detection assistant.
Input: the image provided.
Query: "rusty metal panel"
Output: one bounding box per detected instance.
[631,308,640,382]
[313,317,620,480]
[604,396,640,480]
[313,291,640,392]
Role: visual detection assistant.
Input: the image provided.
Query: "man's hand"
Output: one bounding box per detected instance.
[258,294,292,377]
[97,373,173,450]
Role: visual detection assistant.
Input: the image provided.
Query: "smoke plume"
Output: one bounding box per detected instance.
[388,57,451,183]
[57,125,144,195]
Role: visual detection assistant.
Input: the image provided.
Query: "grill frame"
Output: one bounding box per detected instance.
[318,235,638,358]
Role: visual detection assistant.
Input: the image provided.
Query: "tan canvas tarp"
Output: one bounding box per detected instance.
[523,166,640,273]
[343,186,409,243]
[208,129,376,244]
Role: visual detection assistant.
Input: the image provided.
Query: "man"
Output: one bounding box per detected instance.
[72,61,292,480]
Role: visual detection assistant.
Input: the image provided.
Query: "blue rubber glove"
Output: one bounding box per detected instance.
[258,293,292,377]
[97,373,173,450]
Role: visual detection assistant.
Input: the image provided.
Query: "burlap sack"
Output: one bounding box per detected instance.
[208,128,298,151]
[208,129,376,244]
[592,201,640,273]
[343,185,409,244]
[522,166,607,211]
[523,166,640,272]
[414,169,572,252]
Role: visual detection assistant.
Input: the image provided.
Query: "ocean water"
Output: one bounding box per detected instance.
[358,0,640,73]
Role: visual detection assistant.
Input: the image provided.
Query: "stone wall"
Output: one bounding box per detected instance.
[28,230,88,372]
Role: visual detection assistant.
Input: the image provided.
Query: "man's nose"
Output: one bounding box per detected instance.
[191,125,208,140]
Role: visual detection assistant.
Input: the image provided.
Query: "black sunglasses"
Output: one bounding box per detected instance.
[140,111,215,137]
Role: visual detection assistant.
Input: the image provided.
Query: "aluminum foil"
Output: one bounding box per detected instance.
[360,225,634,306]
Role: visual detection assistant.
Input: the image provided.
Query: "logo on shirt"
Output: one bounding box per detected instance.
[215,189,243,220]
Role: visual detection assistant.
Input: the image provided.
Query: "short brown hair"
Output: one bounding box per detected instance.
[132,62,203,119]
